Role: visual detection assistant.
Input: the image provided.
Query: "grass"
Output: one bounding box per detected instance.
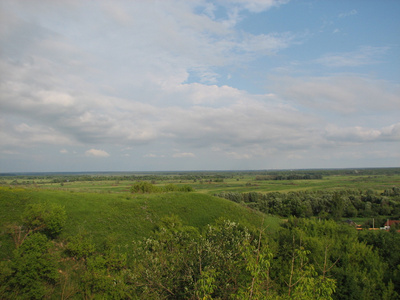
[0,186,281,259]
[192,174,400,194]
[10,173,399,195]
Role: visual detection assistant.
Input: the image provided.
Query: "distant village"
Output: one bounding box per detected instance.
[346,219,400,232]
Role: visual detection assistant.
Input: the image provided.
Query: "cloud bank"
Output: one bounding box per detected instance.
[0,0,399,171]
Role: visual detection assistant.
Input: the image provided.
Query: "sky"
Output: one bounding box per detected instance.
[1,0,399,172]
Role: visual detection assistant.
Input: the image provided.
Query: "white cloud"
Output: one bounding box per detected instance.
[0,0,399,171]
[220,0,289,13]
[338,9,357,19]
[324,123,400,144]
[144,153,165,158]
[85,149,110,158]
[159,97,317,149]
[0,0,299,103]
[172,152,196,158]
[316,46,389,67]
[60,149,68,154]
[0,122,73,148]
[272,75,400,114]
[381,123,400,141]
[325,125,381,143]
[238,32,296,56]
[225,151,251,159]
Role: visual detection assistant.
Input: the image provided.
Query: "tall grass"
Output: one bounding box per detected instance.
[0,187,281,258]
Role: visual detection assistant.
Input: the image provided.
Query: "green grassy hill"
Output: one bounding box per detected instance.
[0,187,281,258]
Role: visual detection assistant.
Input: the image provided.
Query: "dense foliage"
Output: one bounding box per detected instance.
[255,174,323,180]
[216,187,400,221]
[130,182,194,193]
[1,210,399,299]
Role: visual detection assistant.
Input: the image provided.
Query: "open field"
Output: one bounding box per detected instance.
[192,174,400,194]
[2,168,400,195]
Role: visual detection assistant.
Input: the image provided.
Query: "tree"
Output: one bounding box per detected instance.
[130,181,160,193]
[65,233,96,260]
[235,225,275,299]
[6,233,59,299]
[132,215,200,299]
[10,202,66,248]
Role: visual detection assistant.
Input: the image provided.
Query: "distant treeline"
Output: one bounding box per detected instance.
[255,174,323,180]
[216,187,400,221]
[130,182,194,193]
[2,167,400,182]
[3,174,230,184]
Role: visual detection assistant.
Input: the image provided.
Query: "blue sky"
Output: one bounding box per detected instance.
[1,0,399,172]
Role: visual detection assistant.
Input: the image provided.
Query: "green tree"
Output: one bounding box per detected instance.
[132,215,200,299]
[80,251,128,299]
[6,233,59,299]
[195,267,218,300]
[200,219,255,299]
[65,233,96,260]
[235,235,274,299]
[131,181,161,193]
[10,201,66,248]
[359,230,400,297]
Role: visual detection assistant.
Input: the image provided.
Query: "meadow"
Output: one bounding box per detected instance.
[3,168,400,195]
[0,186,279,260]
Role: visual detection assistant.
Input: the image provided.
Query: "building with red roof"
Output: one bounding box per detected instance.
[382,220,400,230]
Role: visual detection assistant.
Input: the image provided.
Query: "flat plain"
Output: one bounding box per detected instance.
[3,169,399,194]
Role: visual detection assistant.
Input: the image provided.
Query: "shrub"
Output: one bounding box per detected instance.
[22,202,66,238]
[163,184,179,192]
[7,233,59,299]
[130,182,160,193]
[65,233,96,260]
[131,182,194,193]
[178,185,194,192]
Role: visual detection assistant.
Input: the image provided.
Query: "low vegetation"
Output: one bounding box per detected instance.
[130,182,194,193]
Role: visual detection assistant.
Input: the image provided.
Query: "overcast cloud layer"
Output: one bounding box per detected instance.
[1,0,399,172]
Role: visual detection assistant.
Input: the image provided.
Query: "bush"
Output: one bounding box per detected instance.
[6,233,59,299]
[131,182,194,193]
[22,202,67,239]
[130,182,160,193]
[178,185,194,192]
[66,233,96,260]
[163,184,180,192]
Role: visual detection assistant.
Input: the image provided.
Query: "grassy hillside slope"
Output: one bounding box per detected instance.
[0,187,281,259]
